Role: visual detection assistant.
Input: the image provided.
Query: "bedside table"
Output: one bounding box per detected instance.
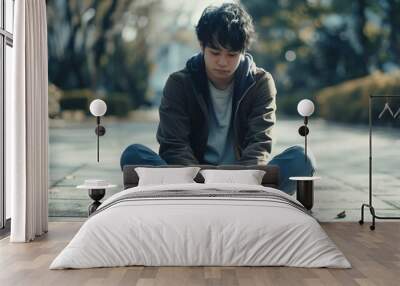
[77,180,117,216]
[289,176,321,211]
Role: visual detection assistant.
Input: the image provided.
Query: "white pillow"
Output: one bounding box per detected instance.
[200,169,266,185]
[135,167,201,186]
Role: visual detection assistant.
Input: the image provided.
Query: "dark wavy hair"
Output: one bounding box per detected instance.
[195,3,255,52]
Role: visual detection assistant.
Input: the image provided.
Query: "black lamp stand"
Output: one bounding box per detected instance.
[298,116,310,167]
[296,116,314,210]
[95,116,106,162]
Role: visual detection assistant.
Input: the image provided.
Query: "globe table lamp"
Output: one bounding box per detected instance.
[297,99,315,167]
[291,99,319,211]
[89,99,107,162]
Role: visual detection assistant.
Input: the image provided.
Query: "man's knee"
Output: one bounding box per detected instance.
[122,144,149,155]
[121,144,145,160]
[121,144,141,170]
[287,144,305,154]
[289,145,317,173]
[120,144,166,170]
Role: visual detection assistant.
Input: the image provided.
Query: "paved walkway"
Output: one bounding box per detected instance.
[49,116,400,222]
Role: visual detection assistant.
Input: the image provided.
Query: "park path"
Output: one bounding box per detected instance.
[49,116,400,222]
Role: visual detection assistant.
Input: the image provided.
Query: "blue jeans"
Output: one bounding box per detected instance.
[120,144,316,195]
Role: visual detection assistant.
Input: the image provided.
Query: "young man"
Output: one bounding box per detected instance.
[120,3,316,194]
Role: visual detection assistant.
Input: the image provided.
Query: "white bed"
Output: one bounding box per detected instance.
[50,183,351,269]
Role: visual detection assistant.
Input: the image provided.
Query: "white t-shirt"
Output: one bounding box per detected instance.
[203,80,237,164]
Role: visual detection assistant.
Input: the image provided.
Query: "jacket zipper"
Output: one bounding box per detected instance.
[233,81,257,160]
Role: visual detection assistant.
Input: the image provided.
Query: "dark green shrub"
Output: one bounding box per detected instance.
[60,89,96,112]
[316,71,400,126]
[107,93,132,117]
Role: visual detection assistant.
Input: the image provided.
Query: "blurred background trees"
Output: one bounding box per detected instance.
[242,0,400,89]
[47,0,400,124]
[241,0,400,122]
[47,0,161,117]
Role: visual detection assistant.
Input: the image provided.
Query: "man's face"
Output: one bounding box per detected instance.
[202,44,243,84]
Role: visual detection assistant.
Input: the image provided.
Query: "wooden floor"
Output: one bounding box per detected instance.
[0,222,399,286]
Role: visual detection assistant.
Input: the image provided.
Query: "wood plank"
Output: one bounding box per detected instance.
[0,222,399,286]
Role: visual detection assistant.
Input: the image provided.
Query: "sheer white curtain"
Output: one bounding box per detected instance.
[8,0,48,242]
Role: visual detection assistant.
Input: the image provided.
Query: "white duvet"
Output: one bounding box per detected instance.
[50,183,351,269]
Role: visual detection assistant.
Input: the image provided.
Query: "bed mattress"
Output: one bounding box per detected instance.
[50,183,351,269]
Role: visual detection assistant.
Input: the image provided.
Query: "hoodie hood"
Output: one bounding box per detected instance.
[185,52,256,98]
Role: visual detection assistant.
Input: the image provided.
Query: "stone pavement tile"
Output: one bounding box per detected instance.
[313,172,360,192]
[311,208,400,222]
[315,194,390,210]
[79,164,122,180]
[49,186,88,200]
[49,186,121,217]
[315,186,391,209]
[49,166,81,187]
[48,216,86,222]
[311,209,361,222]
[369,173,400,196]
[337,173,369,190]
[53,165,123,188]
[380,199,400,209]
[49,198,89,217]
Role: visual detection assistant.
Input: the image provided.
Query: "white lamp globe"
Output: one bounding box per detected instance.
[89,99,107,117]
[297,99,315,117]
